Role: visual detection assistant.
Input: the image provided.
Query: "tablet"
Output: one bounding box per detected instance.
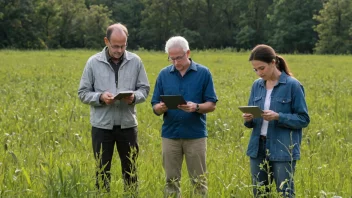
[114,91,134,100]
[238,106,263,118]
[160,95,187,109]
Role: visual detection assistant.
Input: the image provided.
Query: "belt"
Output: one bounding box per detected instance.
[260,135,266,141]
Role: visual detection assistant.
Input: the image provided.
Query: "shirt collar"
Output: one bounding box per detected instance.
[259,71,289,87]
[278,71,289,83]
[169,58,197,73]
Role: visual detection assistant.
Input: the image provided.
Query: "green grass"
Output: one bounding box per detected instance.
[0,50,351,197]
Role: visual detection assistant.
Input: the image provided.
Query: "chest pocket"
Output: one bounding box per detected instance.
[274,97,292,113]
[253,96,262,106]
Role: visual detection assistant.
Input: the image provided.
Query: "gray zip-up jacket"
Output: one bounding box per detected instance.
[78,47,150,129]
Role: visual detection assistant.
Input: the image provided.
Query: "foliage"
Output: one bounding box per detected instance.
[83,5,112,49]
[0,0,351,53]
[236,0,271,50]
[0,0,42,48]
[267,0,323,53]
[314,0,352,54]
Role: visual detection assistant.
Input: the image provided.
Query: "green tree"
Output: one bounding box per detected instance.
[139,0,176,50]
[200,0,245,49]
[55,0,87,48]
[83,5,112,49]
[314,0,352,54]
[35,0,60,48]
[168,0,204,48]
[0,0,44,48]
[139,0,245,50]
[236,0,272,50]
[267,0,323,53]
[111,0,144,50]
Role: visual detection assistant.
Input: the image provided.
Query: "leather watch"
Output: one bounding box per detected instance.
[195,104,200,112]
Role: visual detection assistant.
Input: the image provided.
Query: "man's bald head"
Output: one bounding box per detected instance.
[106,23,129,41]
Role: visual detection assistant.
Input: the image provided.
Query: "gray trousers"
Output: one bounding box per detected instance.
[162,137,207,197]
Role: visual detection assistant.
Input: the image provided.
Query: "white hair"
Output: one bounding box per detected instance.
[165,36,189,53]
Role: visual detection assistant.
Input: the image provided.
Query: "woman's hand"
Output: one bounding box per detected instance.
[262,110,279,121]
[242,113,253,122]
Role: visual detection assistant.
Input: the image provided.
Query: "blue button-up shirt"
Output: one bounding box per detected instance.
[151,60,218,139]
[244,72,310,161]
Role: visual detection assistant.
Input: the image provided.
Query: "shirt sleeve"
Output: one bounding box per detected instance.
[203,69,218,103]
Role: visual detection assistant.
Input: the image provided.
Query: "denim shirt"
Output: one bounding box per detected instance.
[244,72,310,161]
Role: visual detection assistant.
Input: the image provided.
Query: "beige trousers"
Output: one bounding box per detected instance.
[162,137,207,198]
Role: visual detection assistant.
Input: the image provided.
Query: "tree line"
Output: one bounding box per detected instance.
[0,0,351,54]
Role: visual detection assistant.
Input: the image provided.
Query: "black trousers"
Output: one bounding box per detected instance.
[92,126,139,190]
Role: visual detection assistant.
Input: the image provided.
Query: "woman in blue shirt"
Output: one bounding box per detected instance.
[242,44,310,197]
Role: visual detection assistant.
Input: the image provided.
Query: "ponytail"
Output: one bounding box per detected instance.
[276,55,293,76]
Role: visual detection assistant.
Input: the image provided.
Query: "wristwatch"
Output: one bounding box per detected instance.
[195,104,200,112]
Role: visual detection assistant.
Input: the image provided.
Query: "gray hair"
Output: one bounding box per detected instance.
[165,36,189,53]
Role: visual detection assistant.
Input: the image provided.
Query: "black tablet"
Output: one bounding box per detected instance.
[160,95,187,109]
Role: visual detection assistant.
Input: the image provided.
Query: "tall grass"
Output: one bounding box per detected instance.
[0,50,351,197]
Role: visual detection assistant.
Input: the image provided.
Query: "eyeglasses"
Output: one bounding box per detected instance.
[108,40,127,50]
[168,52,186,62]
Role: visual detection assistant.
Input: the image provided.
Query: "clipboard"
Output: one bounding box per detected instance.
[160,95,187,109]
[238,106,263,118]
[114,91,133,100]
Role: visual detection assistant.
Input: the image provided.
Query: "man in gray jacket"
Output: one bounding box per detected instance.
[78,23,150,193]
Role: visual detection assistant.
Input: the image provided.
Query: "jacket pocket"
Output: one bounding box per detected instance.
[90,106,111,126]
[274,97,292,113]
[120,104,137,127]
[253,96,262,106]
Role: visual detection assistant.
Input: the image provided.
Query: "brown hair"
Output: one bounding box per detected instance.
[249,44,292,76]
[106,23,129,40]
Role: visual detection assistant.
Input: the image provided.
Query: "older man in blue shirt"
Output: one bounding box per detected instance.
[151,36,218,197]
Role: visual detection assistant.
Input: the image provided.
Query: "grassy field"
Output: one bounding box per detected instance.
[0,50,351,197]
